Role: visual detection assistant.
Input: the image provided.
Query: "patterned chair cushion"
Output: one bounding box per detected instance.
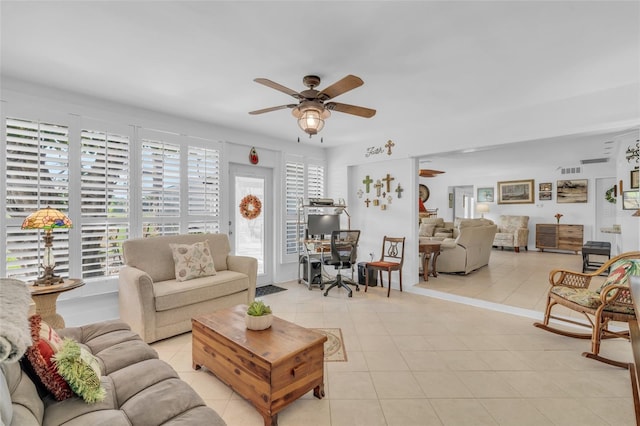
[550,260,638,315]
[550,286,634,315]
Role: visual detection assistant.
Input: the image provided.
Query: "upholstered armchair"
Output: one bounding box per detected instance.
[493,215,529,253]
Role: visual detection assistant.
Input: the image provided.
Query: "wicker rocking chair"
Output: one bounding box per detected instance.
[533,251,640,368]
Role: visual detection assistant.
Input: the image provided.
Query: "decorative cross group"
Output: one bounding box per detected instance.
[361,171,401,209]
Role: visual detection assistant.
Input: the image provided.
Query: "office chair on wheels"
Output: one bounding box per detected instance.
[323,230,361,298]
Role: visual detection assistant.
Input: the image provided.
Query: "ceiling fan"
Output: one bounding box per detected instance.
[249,74,376,137]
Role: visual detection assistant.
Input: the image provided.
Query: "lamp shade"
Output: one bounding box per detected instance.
[292,101,331,136]
[476,203,490,214]
[21,207,72,231]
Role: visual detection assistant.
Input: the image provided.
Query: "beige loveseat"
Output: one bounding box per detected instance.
[434,218,498,274]
[119,233,257,343]
[493,215,529,253]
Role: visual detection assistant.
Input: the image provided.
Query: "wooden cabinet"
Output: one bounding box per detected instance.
[535,224,583,253]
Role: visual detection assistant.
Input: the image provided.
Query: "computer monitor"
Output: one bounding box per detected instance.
[307,214,340,238]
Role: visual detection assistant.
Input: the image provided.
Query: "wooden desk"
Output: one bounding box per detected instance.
[29,278,84,328]
[419,242,442,281]
[192,305,327,426]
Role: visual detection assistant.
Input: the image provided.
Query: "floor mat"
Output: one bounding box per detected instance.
[311,328,347,362]
[255,284,288,297]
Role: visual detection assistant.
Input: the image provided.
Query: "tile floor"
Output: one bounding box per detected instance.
[59,249,636,425]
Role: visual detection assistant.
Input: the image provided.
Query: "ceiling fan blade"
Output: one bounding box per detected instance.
[317,75,363,100]
[254,78,301,99]
[248,104,296,115]
[325,102,376,118]
[419,169,445,177]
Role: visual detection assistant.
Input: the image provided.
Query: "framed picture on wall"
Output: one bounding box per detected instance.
[477,187,494,202]
[497,179,534,204]
[557,179,588,203]
[539,182,552,191]
[631,169,639,189]
[623,191,640,210]
[539,191,552,201]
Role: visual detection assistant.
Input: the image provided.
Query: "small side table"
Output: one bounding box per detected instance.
[419,242,442,281]
[29,278,84,329]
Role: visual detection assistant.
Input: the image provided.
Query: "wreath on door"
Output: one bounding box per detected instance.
[239,194,262,220]
[605,186,616,204]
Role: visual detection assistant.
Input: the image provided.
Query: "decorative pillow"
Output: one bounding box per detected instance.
[24,315,74,401]
[53,338,105,403]
[169,240,217,282]
[419,223,436,237]
[597,260,636,294]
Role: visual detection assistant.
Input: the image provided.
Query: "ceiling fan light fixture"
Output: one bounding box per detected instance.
[292,103,330,136]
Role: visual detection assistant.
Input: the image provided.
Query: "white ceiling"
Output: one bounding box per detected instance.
[1,1,639,164]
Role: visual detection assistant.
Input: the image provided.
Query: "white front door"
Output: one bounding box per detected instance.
[229,164,273,287]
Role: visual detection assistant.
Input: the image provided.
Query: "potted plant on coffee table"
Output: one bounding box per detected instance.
[245,300,273,330]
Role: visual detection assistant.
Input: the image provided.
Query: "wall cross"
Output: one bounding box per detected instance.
[385,140,395,155]
[382,173,394,192]
[362,175,373,193]
[374,180,383,197]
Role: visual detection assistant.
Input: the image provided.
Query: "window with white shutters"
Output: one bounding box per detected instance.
[140,138,180,236]
[188,146,220,233]
[284,161,304,256]
[5,117,70,280]
[307,164,325,201]
[283,159,325,259]
[2,116,223,281]
[80,129,130,278]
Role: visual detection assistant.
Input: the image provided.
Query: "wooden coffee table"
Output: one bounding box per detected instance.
[419,241,442,281]
[192,305,327,426]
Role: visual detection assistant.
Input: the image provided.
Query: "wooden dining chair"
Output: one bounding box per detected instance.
[365,236,405,297]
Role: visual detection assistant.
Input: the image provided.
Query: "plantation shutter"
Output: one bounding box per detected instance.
[5,117,70,280]
[307,163,325,203]
[284,161,305,255]
[80,129,130,278]
[187,146,221,233]
[140,138,181,236]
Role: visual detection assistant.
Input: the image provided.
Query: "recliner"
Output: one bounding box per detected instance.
[323,230,361,298]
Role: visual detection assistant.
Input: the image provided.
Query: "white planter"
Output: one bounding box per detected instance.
[245,313,273,331]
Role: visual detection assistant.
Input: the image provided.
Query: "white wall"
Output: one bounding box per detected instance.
[325,140,419,289]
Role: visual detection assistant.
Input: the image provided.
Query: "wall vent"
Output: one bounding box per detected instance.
[580,158,609,165]
[560,166,582,175]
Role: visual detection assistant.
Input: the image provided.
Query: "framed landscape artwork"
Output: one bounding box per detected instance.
[497,179,534,204]
[632,169,639,189]
[477,187,494,202]
[539,191,552,201]
[557,179,588,203]
[623,191,640,210]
